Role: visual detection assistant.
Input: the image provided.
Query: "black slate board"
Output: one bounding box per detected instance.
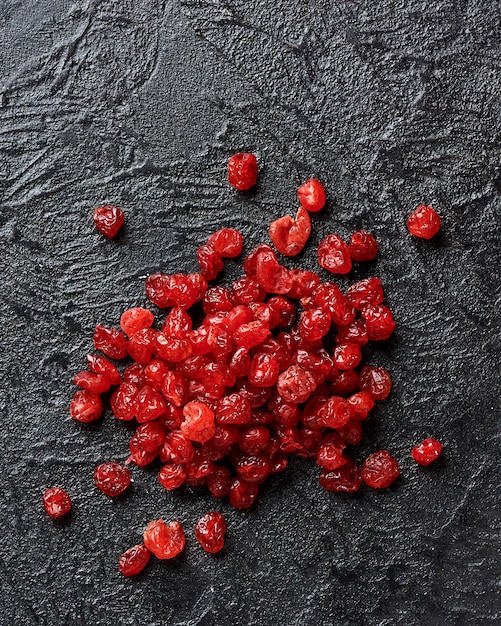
[1,1,500,625]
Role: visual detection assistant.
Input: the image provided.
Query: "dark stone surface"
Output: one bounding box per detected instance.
[1,1,500,624]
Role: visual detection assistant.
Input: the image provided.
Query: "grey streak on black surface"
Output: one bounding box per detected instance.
[0,0,500,624]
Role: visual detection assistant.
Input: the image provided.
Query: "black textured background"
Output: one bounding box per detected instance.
[1,1,500,624]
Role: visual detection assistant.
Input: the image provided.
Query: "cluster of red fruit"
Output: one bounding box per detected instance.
[44,152,443,577]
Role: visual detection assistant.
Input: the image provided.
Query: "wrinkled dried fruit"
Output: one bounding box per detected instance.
[411,438,443,466]
[228,153,258,190]
[407,204,441,239]
[143,519,186,559]
[42,487,72,518]
[194,512,227,553]
[92,205,125,238]
[118,544,151,577]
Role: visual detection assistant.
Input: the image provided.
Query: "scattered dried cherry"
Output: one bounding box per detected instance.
[143,519,186,559]
[94,462,131,497]
[118,544,151,577]
[194,512,227,553]
[42,487,72,518]
[297,179,326,213]
[228,153,258,190]
[361,450,400,489]
[411,438,443,466]
[269,207,311,256]
[92,205,125,238]
[407,204,441,239]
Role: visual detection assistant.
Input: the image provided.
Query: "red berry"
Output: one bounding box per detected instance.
[319,458,362,493]
[215,393,252,425]
[333,343,362,370]
[347,391,375,419]
[361,304,395,341]
[346,277,384,310]
[42,487,72,518]
[93,325,127,359]
[92,205,125,238]
[73,371,111,394]
[361,450,400,489]
[276,365,316,403]
[269,206,311,256]
[158,464,186,490]
[135,421,165,452]
[135,385,166,423]
[143,519,186,559]
[111,382,139,421]
[120,307,155,337]
[181,401,216,443]
[254,249,293,294]
[118,544,151,577]
[248,353,279,387]
[197,244,225,281]
[194,512,227,553]
[236,453,272,484]
[316,440,346,470]
[70,389,103,423]
[297,178,326,213]
[94,462,131,497]
[207,228,243,258]
[349,230,378,261]
[287,269,320,299]
[317,234,352,274]
[359,366,392,400]
[228,153,258,190]
[228,477,258,509]
[86,354,122,385]
[207,466,232,498]
[160,431,195,464]
[411,438,443,466]
[407,204,441,239]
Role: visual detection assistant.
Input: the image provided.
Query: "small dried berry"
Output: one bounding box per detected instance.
[269,206,311,256]
[228,153,258,190]
[120,307,155,337]
[143,519,186,559]
[317,234,352,274]
[359,366,392,401]
[194,512,227,553]
[349,230,378,261]
[118,544,151,577]
[42,487,72,518]
[70,389,103,423]
[407,204,441,239]
[181,401,216,443]
[94,462,131,497]
[361,450,400,489]
[411,438,443,466]
[319,458,362,493]
[297,178,326,213]
[92,205,125,238]
[207,228,243,258]
[93,325,127,360]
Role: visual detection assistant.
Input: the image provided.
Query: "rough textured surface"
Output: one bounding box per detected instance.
[1,1,500,624]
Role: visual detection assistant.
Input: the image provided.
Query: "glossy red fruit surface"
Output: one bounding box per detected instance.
[42,487,72,518]
[194,512,227,553]
[317,234,352,274]
[94,462,131,497]
[228,153,258,190]
[92,205,125,238]
[118,544,151,577]
[297,178,326,212]
[349,230,378,261]
[269,207,311,256]
[143,519,186,559]
[407,204,441,239]
[362,450,400,488]
[70,389,103,423]
[411,438,443,466]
